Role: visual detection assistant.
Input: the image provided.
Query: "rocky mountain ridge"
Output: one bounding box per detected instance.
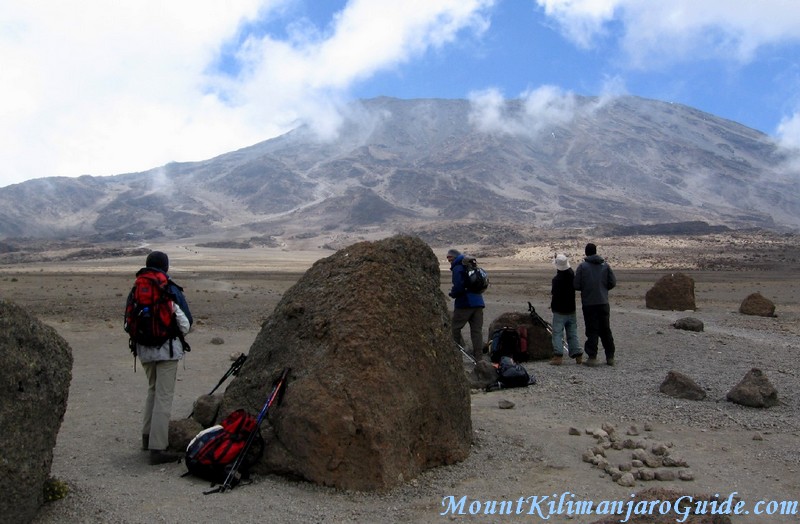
[1,96,798,245]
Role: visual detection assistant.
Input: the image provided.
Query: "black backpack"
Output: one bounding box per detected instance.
[462,256,489,294]
[486,357,536,391]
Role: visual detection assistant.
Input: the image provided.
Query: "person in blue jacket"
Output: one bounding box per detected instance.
[447,248,485,361]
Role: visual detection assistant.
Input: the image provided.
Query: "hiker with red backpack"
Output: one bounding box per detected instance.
[124,251,193,464]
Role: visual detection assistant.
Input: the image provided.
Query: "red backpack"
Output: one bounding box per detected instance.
[123,269,175,352]
[184,409,265,486]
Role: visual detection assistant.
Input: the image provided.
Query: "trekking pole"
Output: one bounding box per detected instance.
[204,367,291,495]
[455,342,477,365]
[188,353,248,419]
[528,302,568,353]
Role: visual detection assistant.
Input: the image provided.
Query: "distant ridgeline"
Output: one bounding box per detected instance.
[609,221,732,236]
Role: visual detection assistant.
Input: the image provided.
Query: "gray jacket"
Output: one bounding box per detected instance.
[573,254,616,306]
[136,303,191,364]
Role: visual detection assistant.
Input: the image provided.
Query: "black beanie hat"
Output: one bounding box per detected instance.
[146,251,169,272]
[585,243,597,256]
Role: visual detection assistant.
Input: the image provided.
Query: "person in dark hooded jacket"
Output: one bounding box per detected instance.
[573,243,616,366]
[447,248,485,361]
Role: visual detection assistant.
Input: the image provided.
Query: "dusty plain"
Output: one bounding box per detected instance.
[1,231,799,524]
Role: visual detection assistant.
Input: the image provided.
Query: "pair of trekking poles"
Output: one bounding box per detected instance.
[191,355,291,495]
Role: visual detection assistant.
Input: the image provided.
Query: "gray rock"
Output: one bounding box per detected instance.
[645,273,696,311]
[189,394,222,428]
[739,292,776,317]
[168,418,203,453]
[221,236,472,491]
[673,317,704,332]
[727,368,779,408]
[0,300,72,524]
[659,370,707,400]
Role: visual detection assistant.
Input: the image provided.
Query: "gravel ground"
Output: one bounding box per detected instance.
[1,242,797,524]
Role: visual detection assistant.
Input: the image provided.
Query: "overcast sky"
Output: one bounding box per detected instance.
[2,0,800,188]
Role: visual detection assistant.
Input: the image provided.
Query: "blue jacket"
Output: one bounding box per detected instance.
[449,254,485,309]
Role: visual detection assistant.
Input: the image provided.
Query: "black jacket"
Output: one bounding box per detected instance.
[550,268,576,314]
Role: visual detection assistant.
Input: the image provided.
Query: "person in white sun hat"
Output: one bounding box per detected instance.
[549,253,583,365]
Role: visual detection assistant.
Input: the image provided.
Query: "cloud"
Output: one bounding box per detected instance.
[536,0,800,67]
[0,0,494,187]
[468,86,580,136]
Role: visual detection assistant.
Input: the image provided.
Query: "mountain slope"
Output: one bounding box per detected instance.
[1,95,798,241]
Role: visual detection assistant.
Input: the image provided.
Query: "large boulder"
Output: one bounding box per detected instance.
[0,300,72,524]
[487,310,551,361]
[645,273,696,311]
[739,292,776,317]
[222,235,471,491]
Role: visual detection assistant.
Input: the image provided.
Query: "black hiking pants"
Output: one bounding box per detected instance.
[581,303,615,360]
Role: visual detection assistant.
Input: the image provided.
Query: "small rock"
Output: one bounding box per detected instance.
[655,469,676,481]
[753,432,764,441]
[498,399,515,409]
[617,472,636,487]
[626,425,640,436]
[568,427,581,436]
[638,469,656,481]
[678,470,695,481]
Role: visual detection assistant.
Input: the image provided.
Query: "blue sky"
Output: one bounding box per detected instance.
[2,0,800,188]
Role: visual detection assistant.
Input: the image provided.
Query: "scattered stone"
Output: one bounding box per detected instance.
[663,456,689,468]
[659,371,707,401]
[619,462,632,472]
[209,336,225,345]
[617,472,636,487]
[753,433,764,441]
[601,422,616,435]
[739,292,776,317]
[568,427,581,436]
[498,399,515,410]
[626,425,640,436]
[655,469,676,481]
[726,368,779,408]
[645,273,696,311]
[678,470,695,481]
[622,439,638,449]
[631,459,644,468]
[651,442,670,456]
[673,317,704,332]
[638,468,656,481]
[643,422,654,431]
[582,450,596,463]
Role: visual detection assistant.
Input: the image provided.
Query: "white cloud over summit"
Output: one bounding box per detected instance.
[1,0,799,188]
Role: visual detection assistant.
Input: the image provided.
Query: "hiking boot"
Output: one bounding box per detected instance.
[549,355,563,366]
[606,358,615,366]
[583,357,600,367]
[574,355,583,365]
[141,434,149,451]
[149,449,181,465]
